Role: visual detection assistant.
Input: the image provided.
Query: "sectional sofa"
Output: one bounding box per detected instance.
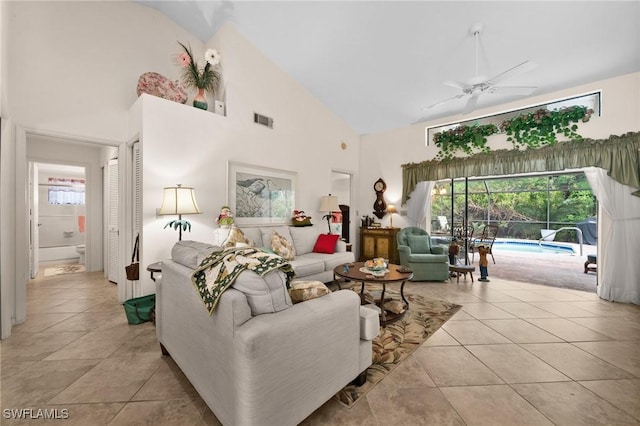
[215,224,355,283]
[156,239,378,425]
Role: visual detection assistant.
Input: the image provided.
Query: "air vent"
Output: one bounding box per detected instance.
[254,113,274,129]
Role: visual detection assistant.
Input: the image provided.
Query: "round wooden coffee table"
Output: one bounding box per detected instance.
[333,262,413,326]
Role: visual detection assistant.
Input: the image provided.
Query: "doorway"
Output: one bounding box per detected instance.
[330,170,353,242]
[30,162,87,278]
[1,128,127,339]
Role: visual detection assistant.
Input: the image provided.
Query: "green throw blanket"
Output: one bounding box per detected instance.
[192,246,295,315]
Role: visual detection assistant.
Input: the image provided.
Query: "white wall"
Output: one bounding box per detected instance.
[0,1,209,335]
[4,1,203,142]
[358,72,640,231]
[0,0,6,117]
[1,119,17,338]
[131,23,361,294]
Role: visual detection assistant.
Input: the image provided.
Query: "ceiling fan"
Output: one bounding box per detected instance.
[425,23,538,115]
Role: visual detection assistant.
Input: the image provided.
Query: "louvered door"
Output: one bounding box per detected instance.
[107,159,119,283]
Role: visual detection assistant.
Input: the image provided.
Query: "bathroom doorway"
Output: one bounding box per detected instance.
[30,162,86,277]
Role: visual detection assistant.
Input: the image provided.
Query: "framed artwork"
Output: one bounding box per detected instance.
[227,162,297,226]
[331,211,342,224]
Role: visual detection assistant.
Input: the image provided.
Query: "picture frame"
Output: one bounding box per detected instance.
[227,162,297,226]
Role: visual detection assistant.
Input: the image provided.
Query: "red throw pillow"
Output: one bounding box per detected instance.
[313,234,340,254]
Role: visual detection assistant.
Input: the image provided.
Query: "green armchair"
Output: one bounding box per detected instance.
[397,227,450,281]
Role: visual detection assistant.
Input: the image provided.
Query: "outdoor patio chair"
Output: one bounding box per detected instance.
[437,216,450,232]
[470,224,498,264]
[452,225,474,263]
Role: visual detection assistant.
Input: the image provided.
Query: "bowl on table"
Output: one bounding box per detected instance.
[364,258,388,274]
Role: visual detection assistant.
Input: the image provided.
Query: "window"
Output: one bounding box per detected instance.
[47,177,85,205]
[425,92,601,146]
[431,172,596,241]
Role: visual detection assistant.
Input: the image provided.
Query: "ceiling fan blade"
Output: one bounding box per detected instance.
[491,85,538,96]
[486,61,538,86]
[462,93,480,115]
[423,93,466,110]
[443,80,466,90]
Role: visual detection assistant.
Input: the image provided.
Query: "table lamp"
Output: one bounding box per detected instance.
[158,184,202,241]
[319,194,340,234]
[387,204,397,228]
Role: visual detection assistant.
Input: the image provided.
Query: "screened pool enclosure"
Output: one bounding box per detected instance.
[430,171,597,243]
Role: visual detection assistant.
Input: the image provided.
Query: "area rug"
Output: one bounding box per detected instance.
[43,264,86,277]
[334,291,462,407]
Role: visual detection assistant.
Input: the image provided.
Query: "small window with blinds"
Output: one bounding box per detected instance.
[47,177,85,205]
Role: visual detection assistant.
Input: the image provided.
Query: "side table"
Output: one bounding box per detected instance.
[584,254,597,274]
[147,261,163,282]
[449,264,475,283]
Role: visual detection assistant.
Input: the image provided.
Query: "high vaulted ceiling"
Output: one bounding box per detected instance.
[136,1,640,135]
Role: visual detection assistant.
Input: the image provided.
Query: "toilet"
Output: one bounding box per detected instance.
[76,245,86,265]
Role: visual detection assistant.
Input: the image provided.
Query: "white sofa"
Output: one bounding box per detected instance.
[215,225,355,283]
[156,240,378,426]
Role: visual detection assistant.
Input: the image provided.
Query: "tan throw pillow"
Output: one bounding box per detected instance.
[223,227,250,248]
[289,280,330,304]
[384,300,406,315]
[271,231,296,260]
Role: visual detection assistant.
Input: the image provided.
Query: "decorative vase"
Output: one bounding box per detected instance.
[193,88,208,110]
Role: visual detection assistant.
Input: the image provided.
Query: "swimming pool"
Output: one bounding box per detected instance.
[492,240,576,255]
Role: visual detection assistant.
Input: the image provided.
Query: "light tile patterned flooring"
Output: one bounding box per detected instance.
[1,266,639,425]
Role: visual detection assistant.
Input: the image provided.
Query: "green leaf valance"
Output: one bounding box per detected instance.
[402,132,640,204]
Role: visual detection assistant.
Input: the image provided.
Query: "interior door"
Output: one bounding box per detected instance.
[107,159,119,283]
[29,162,39,278]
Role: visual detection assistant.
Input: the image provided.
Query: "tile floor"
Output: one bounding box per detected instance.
[1,266,639,425]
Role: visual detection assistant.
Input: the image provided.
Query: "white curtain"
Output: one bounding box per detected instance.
[406,181,434,230]
[584,167,640,304]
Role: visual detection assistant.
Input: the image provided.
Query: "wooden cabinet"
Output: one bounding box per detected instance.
[359,227,400,264]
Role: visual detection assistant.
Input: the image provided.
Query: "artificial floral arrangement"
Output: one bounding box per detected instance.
[177,41,222,109]
[500,105,594,149]
[433,124,498,160]
[432,105,593,160]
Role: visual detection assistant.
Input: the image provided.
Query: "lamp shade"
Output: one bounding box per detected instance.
[387,204,397,214]
[319,195,340,212]
[158,185,201,215]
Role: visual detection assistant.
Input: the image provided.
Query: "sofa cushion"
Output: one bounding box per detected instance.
[171,240,221,269]
[288,255,325,277]
[231,269,293,315]
[289,225,319,255]
[260,226,293,247]
[271,231,296,260]
[312,234,340,254]
[407,234,431,254]
[407,253,448,263]
[223,227,250,248]
[240,227,262,247]
[288,280,330,304]
[322,251,356,271]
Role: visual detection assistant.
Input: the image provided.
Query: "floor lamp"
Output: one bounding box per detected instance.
[159,184,202,241]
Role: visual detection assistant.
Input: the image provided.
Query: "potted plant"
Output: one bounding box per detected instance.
[500,105,593,149]
[177,42,222,110]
